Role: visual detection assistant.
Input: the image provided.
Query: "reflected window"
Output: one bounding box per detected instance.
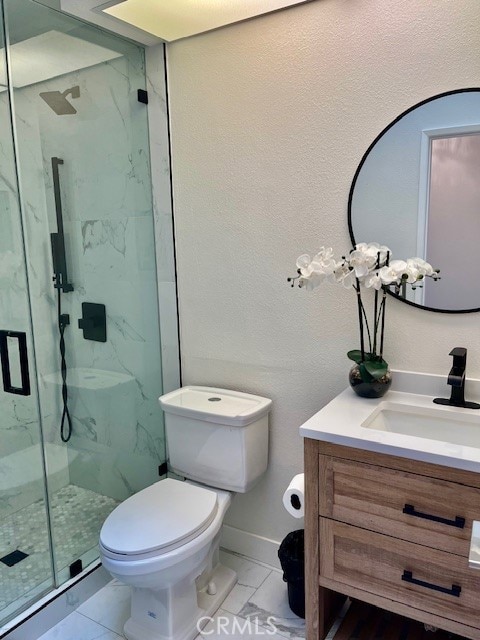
[424,132,480,308]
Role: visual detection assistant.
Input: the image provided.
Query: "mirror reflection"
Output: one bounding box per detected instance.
[349,89,480,313]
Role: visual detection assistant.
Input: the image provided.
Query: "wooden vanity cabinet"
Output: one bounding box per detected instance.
[305,438,480,640]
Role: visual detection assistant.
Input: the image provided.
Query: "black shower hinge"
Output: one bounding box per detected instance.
[69,559,83,579]
[158,462,168,476]
[137,89,148,104]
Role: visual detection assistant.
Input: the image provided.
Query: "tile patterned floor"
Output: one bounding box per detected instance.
[35,551,344,640]
[0,485,118,616]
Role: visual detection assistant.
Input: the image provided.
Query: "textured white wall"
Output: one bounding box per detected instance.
[166,0,480,547]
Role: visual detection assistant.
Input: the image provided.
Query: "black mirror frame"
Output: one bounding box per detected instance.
[347,87,480,314]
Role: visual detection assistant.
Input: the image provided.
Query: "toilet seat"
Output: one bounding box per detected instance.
[100,478,218,558]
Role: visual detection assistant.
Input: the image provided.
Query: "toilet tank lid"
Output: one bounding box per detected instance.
[159,386,272,426]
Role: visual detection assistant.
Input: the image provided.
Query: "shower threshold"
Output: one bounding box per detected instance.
[0,559,109,639]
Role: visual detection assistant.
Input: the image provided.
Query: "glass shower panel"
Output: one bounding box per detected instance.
[0,7,54,624]
[5,0,166,586]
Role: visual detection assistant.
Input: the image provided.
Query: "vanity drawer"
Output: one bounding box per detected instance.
[319,455,480,556]
[319,519,480,629]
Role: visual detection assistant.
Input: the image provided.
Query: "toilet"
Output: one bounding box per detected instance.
[99,386,271,640]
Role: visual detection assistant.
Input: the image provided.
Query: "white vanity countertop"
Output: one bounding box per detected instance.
[299,369,480,473]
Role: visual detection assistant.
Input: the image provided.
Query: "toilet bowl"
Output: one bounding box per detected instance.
[100,479,236,640]
[99,386,272,640]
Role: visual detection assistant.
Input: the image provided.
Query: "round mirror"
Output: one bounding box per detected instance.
[348,88,480,313]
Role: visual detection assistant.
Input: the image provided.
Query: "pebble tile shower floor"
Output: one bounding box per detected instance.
[0,485,118,615]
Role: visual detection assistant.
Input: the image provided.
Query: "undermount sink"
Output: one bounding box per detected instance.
[363,401,480,448]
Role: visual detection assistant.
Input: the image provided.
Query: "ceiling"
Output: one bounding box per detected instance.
[51,0,314,44]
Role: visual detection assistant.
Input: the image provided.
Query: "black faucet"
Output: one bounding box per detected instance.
[433,347,480,409]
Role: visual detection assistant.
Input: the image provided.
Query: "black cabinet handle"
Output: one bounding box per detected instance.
[402,570,461,597]
[0,330,31,396]
[403,504,465,529]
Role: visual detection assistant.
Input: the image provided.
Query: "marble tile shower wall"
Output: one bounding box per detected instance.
[0,91,46,519]
[0,51,166,516]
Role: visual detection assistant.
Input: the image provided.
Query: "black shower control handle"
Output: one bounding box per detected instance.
[78,303,106,342]
[78,317,98,330]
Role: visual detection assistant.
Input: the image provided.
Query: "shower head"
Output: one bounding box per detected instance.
[39,86,80,115]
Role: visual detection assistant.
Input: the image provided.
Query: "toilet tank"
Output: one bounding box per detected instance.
[159,386,271,492]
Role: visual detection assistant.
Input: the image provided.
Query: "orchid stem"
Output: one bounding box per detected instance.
[355,280,365,361]
[354,281,372,357]
[360,296,372,354]
[372,251,381,358]
[380,288,387,359]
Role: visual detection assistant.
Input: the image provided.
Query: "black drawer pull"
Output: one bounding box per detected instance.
[403,504,465,529]
[402,570,461,597]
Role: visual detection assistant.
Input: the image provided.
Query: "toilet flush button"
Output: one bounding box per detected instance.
[207,581,217,595]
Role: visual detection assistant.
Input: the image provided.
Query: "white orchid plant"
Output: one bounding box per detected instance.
[288,242,440,382]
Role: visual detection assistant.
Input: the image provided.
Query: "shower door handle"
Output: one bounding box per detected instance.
[0,330,31,396]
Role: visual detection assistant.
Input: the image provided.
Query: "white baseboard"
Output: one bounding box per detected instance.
[220,525,281,570]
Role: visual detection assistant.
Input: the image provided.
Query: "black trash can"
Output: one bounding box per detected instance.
[278,529,305,619]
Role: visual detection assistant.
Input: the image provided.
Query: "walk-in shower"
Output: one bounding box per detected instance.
[0,0,169,627]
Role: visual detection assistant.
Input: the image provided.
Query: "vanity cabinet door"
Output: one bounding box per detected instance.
[319,455,480,556]
[319,519,480,631]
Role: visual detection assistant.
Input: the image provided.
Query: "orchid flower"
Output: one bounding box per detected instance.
[289,242,439,382]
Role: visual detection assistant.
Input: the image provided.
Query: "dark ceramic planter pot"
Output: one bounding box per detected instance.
[349,362,392,398]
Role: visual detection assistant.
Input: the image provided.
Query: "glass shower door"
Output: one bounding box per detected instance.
[0,6,54,623]
[4,0,167,590]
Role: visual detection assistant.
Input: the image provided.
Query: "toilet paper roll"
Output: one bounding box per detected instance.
[282,473,305,518]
